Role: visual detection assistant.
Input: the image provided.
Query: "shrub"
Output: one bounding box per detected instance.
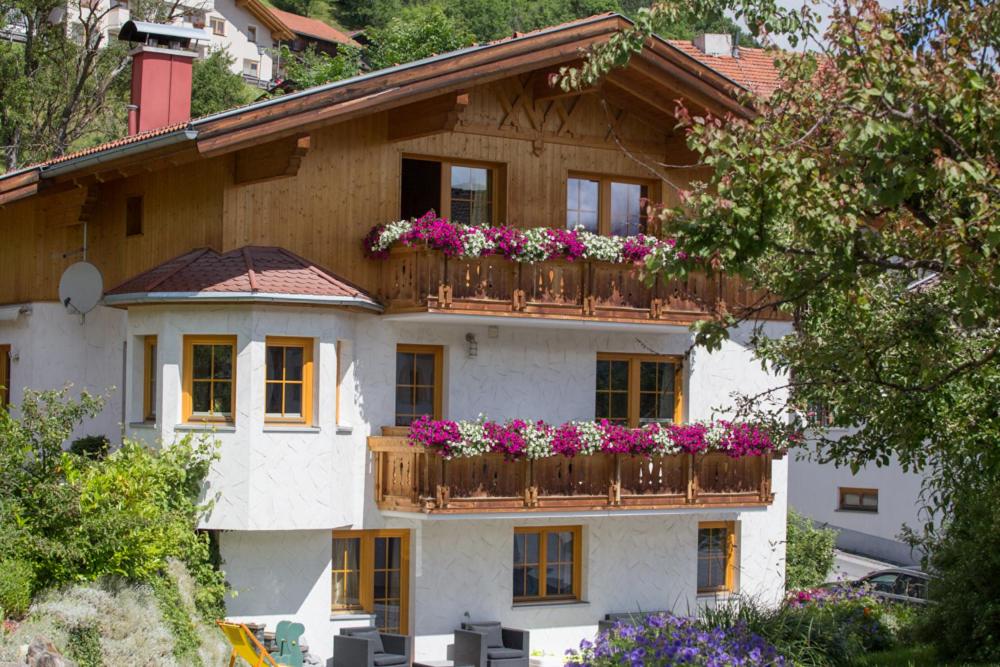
[67,621,104,667]
[565,612,784,666]
[785,508,837,590]
[68,435,110,460]
[0,559,34,619]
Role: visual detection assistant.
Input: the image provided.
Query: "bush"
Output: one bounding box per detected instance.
[67,621,104,667]
[786,508,837,590]
[69,434,110,460]
[0,559,34,619]
[565,611,784,666]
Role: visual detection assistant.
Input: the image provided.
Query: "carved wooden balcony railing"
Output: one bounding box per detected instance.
[376,246,786,325]
[369,431,778,514]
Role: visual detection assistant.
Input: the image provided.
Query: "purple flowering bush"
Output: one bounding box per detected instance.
[407,416,790,460]
[565,612,785,667]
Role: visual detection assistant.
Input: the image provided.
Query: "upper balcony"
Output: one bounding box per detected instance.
[368,428,780,516]
[376,247,782,327]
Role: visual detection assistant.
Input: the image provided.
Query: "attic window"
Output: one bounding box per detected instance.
[400,157,503,225]
[247,25,257,43]
[125,196,143,237]
[210,17,225,36]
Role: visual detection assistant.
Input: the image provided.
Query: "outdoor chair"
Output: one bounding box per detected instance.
[454,621,529,667]
[333,626,412,667]
[217,620,293,667]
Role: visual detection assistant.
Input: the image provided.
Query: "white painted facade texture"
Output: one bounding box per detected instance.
[0,301,790,663]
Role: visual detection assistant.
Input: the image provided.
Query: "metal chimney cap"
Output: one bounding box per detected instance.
[118,20,206,45]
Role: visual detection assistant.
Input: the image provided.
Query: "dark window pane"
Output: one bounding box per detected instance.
[610,392,628,420]
[213,381,232,414]
[639,360,657,391]
[375,537,387,569]
[266,346,283,380]
[639,393,657,420]
[610,360,629,390]
[285,347,303,381]
[285,384,302,415]
[451,199,471,225]
[414,387,434,416]
[401,158,441,220]
[193,345,212,379]
[596,360,610,390]
[192,381,211,412]
[396,414,414,427]
[386,537,400,569]
[524,533,539,563]
[387,571,400,598]
[414,353,435,386]
[266,383,282,414]
[513,567,526,597]
[558,532,574,561]
[523,566,539,597]
[213,345,233,379]
[373,570,387,599]
[396,352,414,385]
[395,386,414,417]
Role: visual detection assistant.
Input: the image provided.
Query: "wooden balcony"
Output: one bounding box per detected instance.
[369,432,778,515]
[376,247,785,325]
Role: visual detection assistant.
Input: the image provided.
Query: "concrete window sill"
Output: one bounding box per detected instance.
[330,612,374,622]
[263,425,321,434]
[128,422,158,429]
[511,600,590,609]
[174,423,236,433]
[336,424,354,435]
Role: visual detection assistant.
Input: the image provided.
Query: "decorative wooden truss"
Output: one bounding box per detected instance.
[369,429,779,515]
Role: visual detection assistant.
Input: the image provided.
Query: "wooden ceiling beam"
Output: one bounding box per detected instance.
[387,92,469,142]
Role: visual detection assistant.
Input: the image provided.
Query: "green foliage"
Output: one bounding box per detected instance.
[366,4,476,70]
[67,622,104,667]
[275,43,363,91]
[151,573,202,666]
[0,559,34,619]
[69,435,110,460]
[786,508,837,590]
[191,50,256,118]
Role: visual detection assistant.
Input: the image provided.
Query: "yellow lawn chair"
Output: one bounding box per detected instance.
[217,620,292,667]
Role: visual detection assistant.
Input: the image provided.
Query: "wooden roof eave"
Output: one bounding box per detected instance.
[235,0,295,41]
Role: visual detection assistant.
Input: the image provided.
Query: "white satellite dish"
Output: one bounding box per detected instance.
[59,261,104,316]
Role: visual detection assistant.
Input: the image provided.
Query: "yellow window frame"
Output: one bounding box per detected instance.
[596,352,683,427]
[143,335,157,422]
[182,335,237,423]
[264,336,314,425]
[395,344,443,425]
[697,520,737,594]
[513,525,583,603]
[566,172,661,237]
[331,529,410,634]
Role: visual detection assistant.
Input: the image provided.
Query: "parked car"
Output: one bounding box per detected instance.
[854,568,932,605]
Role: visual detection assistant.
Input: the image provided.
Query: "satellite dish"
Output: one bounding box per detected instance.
[59,262,104,316]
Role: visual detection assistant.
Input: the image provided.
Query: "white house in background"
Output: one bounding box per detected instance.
[789,429,927,566]
[0,16,790,664]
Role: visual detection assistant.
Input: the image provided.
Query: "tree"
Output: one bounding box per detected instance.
[366,3,475,70]
[274,43,362,91]
[565,0,998,658]
[190,49,255,118]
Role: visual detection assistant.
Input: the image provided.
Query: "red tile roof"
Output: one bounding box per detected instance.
[268,7,359,47]
[105,246,380,308]
[667,40,782,97]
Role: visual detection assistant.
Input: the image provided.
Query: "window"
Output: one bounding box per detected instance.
[247,25,256,43]
[242,59,259,77]
[395,344,442,426]
[0,344,10,409]
[183,336,236,422]
[125,195,143,236]
[332,530,410,634]
[513,526,581,603]
[400,157,503,225]
[143,336,157,422]
[210,16,225,36]
[566,175,654,237]
[698,521,736,594]
[595,353,682,426]
[265,337,313,424]
[190,11,206,28]
[839,487,878,512]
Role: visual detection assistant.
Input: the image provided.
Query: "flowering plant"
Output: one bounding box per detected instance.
[565,612,785,667]
[363,211,687,267]
[407,416,788,460]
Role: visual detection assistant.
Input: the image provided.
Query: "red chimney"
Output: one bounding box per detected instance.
[118,21,202,135]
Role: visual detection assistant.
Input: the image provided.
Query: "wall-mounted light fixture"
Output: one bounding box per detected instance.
[465,332,478,358]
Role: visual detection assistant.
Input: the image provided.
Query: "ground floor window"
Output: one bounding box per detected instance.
[513,525,582,603]
[697,521,737,594]
[839,487,878,512]
[332,530,410,634]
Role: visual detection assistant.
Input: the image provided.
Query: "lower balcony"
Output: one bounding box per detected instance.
[377,247,784,326]
[369,430,778,515]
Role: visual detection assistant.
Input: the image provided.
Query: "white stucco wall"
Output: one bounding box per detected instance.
[0,302,125,441]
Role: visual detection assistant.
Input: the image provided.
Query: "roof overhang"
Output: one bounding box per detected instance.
[235,0,295,41]
[103,291,383,311]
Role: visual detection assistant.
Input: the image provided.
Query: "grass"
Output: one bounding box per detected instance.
[852,645,1000,667]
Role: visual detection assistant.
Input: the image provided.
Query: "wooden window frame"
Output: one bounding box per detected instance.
[143,335,157,422]
[0,344,10,409]
[697,520,737,594]
[331,529,410,634]
[400,154,507,224]
[210,16,225,36]
[596,352,683,427]
[567,172,660,237]
[125,195,143,237]
[513,525,583,604]
[265,336,314,425]
[395,344,443,425]
[838,487,879,513]
[247,25,257,43]
[182,335,237,424]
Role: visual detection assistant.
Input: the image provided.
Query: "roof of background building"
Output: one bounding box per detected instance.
[268,7,360,47]
[667,40,782,98]
[104,246,381,308]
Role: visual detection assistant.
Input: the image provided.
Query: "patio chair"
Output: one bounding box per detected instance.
[454,621,529,667]
[333,626,412,667]
[217,620,292,667]
[275,620,305,667]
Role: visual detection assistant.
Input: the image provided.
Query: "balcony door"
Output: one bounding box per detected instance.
[332,530,410,634]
